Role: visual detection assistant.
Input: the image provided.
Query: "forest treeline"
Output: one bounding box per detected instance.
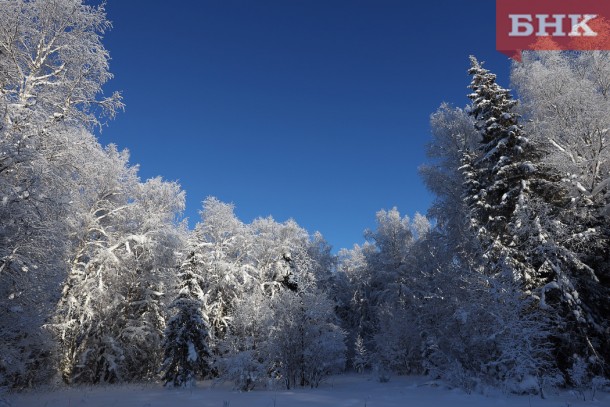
[1,0,609,394]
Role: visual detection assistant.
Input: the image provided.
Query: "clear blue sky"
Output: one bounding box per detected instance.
[97,0,511,251]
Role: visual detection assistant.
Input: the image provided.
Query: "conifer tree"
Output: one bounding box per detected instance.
[161,252,212,387]
[353,335,368,373]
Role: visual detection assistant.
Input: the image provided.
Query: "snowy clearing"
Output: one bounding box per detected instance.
[6,374,610,407]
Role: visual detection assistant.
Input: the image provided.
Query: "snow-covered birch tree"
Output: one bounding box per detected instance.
[0,0,122,388]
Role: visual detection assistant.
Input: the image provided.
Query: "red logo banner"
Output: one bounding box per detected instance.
[496,0,610,61]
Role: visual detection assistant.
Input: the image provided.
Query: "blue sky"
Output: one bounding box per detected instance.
[98,0,511,251]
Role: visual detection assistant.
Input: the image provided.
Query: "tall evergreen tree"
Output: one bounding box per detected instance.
[464,56,547,282]
[161,251,212,387]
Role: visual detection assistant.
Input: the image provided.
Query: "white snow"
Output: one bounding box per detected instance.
[6,374,609,407]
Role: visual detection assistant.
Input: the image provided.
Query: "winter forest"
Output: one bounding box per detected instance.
[1,0,610,404]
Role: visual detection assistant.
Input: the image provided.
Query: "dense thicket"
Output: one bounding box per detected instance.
[1,0,608,394]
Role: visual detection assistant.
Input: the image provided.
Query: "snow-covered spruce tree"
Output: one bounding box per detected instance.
[464,56,547,282]
[161,251,212,387]
[464,56,605,381]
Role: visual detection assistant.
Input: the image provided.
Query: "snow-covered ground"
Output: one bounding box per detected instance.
[5,374,610,407]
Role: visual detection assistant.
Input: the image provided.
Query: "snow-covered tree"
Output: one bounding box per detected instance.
[418,266,560,393]
[463,56,546,281]
[352,334,369,373]
[335,209,436,376]
[0,0,122,130]
[249,216,313,295]
[224,282,347,391]
[161,251,212,387]
[117,178,186,381]
[203,202,344,389]
[334,244,368,362]
[349,208,415,354]
[217,289,271,391]
[194,198,253,346]
[419,103,480,260]
[0,0,122,388]
[512,51,610,218]
[266,287,346,389]
[511,51,610,374]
